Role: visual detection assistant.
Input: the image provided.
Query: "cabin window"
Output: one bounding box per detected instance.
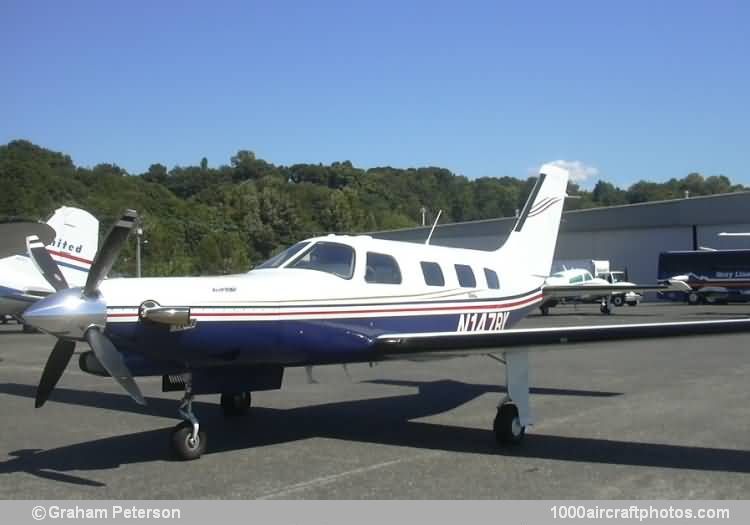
[420,261,445,286]
[570,274,584,284]
[256,241,309,269]
[455,264,476,288]
[288,242,355,279]
[484,268,500,289]
[365,252,402,284]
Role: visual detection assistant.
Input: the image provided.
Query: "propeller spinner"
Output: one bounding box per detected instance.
[23,210,146,407]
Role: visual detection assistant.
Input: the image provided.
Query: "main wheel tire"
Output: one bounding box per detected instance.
[611,295,624,307]
[540,305,550,316]
[687,292,701,305]
[493,403,525,445]
[220,391,252,417]
[22,324,37,334]
[600,304,611,314]
[171,421,207,460]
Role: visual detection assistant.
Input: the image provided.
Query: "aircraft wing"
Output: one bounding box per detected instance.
[542,279,690,300]
[373,316,750,359]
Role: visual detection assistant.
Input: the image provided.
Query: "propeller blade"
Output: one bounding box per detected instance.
[35,339,76,408]
[86,327,146,406]
[26,235,69,292]
[83,209,138,298]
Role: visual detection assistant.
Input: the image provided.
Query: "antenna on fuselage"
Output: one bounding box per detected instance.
[425,210,443,245]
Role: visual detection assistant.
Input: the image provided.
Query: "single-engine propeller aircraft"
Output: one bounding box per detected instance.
[20,165,750,460]
[0,207,98,325]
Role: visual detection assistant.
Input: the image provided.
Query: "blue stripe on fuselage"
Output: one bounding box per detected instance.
[106,304,537,368]
[0,284,39,304]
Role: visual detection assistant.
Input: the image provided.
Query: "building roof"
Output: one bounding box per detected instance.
[372,191,750,245]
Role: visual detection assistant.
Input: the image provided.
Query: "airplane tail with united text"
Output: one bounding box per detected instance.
[496,163,569,280]
[42,207,99,287]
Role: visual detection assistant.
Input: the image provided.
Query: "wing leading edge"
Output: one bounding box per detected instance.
[541,280,691,300]
[374,317,750,358]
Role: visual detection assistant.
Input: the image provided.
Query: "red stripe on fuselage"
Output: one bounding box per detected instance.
[47,249,93,265]
[106,292,543,319]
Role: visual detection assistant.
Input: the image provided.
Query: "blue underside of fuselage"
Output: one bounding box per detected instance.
[106,304,536,375]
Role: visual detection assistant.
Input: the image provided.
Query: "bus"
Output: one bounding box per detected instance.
[658,250,750,304]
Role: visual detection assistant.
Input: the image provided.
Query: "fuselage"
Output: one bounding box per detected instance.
[0,255,53,316]
[98,235,544,372]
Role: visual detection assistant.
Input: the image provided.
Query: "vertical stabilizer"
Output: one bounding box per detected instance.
[44,207,99,287]
[497,164,569,279]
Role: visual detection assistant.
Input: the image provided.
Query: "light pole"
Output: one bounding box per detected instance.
[136,224,143,278]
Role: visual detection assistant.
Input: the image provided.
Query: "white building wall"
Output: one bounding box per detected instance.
[555,227,693,283]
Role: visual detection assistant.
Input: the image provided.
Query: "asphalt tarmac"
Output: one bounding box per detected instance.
[1,302,749,499]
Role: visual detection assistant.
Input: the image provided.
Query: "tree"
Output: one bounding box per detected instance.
[144,163,168,184]
[591,181,626,206]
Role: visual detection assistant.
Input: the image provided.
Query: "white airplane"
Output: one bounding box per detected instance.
[0,207,98,324]
[539,268,680,315]
[20,164,750,461]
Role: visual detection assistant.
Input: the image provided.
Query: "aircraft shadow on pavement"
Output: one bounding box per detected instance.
[0,380,748,488]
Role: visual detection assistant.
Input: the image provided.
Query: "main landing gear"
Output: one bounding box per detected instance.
[220,391,252,417]
[492,351,531,446]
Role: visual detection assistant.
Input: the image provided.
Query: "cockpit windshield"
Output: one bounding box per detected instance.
[288,241,355,279]
[255,242,309,269]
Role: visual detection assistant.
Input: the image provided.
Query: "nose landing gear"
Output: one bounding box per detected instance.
[171,375,207,460]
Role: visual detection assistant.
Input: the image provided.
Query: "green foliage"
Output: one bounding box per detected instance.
[0,139,745,276]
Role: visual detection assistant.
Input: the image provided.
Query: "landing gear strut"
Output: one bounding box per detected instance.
[171,375,206,460]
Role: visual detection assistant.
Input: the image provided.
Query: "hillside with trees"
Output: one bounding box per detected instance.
[0,140,744,276]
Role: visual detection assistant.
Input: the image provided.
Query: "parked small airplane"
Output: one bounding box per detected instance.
[19,165,750,460]
[539,268,682,315]
[0,207,98,325]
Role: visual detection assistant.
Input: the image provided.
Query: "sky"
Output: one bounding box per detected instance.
[2,0,749,188]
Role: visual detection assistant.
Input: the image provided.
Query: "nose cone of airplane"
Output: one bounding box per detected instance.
[23,287,107,339]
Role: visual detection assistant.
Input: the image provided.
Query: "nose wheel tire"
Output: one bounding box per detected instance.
[611,295,624,307]
[493,403,525,445]
[220,391,252,417]
[171,421,207,460]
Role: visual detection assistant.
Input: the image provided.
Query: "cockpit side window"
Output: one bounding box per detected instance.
[256,242,309,269]
[365,252,402,284]
[288,242,356,279]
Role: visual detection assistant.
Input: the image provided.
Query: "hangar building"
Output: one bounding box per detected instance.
[373,192,750,289]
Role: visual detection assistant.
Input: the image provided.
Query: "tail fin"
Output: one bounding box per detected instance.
[497,163,569,278]
[44,207,99,287]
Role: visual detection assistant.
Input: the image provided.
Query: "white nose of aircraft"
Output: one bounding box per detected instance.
[22,287,106,339]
